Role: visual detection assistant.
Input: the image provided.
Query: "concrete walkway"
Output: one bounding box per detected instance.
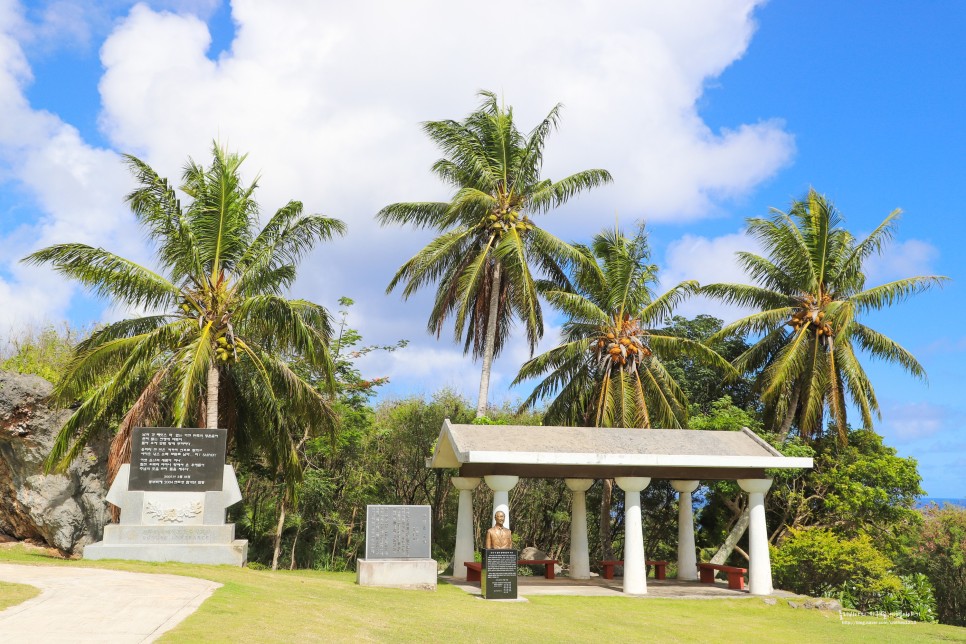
[0,564,220,643]
[447,575,798,599]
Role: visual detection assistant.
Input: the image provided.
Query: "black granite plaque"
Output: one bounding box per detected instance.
[128,427,227,491]
[482,548,518,599]
[365,505,431,559]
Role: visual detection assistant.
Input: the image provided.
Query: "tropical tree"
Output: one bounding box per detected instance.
[515,226,733,428]
[23,143,345,495]
[378,90,612,417]
[514,226,734,560]
[703,189,948,443]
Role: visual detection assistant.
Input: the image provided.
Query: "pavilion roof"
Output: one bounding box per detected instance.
[427,420,812,480]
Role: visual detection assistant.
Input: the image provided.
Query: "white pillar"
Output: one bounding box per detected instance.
[671,480,699,581]
[738,478,774,596]
[565,478,594,580]
[484,475,519,529]
[451,477,481,579]
[615,476,651,595]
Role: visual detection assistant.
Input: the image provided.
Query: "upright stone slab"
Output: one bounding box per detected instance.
[84,428,247,566]
[356,504,437,590]
[482,548,518,599]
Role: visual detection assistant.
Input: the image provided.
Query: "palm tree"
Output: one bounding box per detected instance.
[703,189,948,443]
[515,226,734,428]
[514,226,735,560]
[378,91,612,417]
[23,143,345,495]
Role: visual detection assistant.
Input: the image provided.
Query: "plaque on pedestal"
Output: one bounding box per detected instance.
[83,427,247,566]
[357,505,437,590]
[482,548,518,599]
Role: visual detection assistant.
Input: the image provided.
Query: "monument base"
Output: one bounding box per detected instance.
[83,539,248,566]
[83,463,248,567]
[356,558,437,590]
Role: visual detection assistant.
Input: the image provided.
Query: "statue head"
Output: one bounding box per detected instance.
[494,510,506,527]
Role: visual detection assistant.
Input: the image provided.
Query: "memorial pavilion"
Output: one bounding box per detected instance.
[427,419,813,595]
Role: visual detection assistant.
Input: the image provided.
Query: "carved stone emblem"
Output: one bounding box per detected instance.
[145,501,203,523]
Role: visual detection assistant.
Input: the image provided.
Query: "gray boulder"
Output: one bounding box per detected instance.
[0,370,109,554]
[519,546,563,575]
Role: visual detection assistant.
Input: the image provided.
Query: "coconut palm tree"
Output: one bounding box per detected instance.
[378,91,612,417]
[515,225,734,560]
[23,143,345,493]
[703,189,948,443]
[515,226,734,428]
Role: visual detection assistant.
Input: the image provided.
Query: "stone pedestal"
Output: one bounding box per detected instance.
[356,559,437,591]
[83,464,247,566]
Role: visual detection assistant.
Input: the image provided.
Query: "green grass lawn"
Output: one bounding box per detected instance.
[0,580,39,610]
[1,545,964,643]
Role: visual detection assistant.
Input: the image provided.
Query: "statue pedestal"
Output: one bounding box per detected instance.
[84,464,247,566]
[482,548,518,599]
[356,559,437,590]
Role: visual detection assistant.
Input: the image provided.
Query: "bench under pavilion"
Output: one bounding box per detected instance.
[427,420,813,595]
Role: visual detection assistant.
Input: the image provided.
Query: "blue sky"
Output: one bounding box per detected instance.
[0,0,963,497]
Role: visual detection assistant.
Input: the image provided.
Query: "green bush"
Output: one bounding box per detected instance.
[914,504,966,625]
[772,527,901,611]
[877,573,937,623]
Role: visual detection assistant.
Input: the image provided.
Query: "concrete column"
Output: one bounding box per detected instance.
[615,476,651,595]
[670,480,699,581]
[450,477,481,579]
[564,478,594,580]
[738,478,774,596]
[484,475,519,529]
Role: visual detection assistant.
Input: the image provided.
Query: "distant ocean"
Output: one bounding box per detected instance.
[917,498,966,509]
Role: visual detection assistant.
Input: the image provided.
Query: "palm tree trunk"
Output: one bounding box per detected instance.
[475,262,502,418]
[776,381,801,443]
[710,506,750,565]
[206,364,219,429]
[599,478,614,561]
[272,497,286,571]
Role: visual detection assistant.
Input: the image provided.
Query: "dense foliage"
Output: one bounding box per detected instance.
[912,504,966,625]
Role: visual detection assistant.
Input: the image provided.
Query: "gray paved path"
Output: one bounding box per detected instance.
[0,563,220,643]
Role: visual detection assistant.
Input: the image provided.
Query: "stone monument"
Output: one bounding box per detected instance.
[83,427,248,566]
[356,504,437,590]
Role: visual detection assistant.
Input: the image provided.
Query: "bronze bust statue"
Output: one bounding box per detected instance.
[485,510,513,549]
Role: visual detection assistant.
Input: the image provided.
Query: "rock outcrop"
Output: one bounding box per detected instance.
[0,370,109,554]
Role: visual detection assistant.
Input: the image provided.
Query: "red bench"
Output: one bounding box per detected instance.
[464,558,560,582]
[598,560,667,580]
[697,563,747,590]
[464,562,483,582]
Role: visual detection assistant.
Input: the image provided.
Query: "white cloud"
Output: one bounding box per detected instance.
[658,230,761,323]
[881,401,955,441]
[0,1,141,329]
[1,0,796,400]
[865,239,940,284]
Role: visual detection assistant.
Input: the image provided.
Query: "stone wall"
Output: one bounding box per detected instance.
[0,370,109,554]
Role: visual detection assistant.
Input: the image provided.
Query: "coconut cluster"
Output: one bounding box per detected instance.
[179,295,238,363]
[592,315,651,372]
[787,293,834,350]
[482,207,534,236]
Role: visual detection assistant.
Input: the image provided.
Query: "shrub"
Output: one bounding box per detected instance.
[772,527,901,612]
[914,504,966,626]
